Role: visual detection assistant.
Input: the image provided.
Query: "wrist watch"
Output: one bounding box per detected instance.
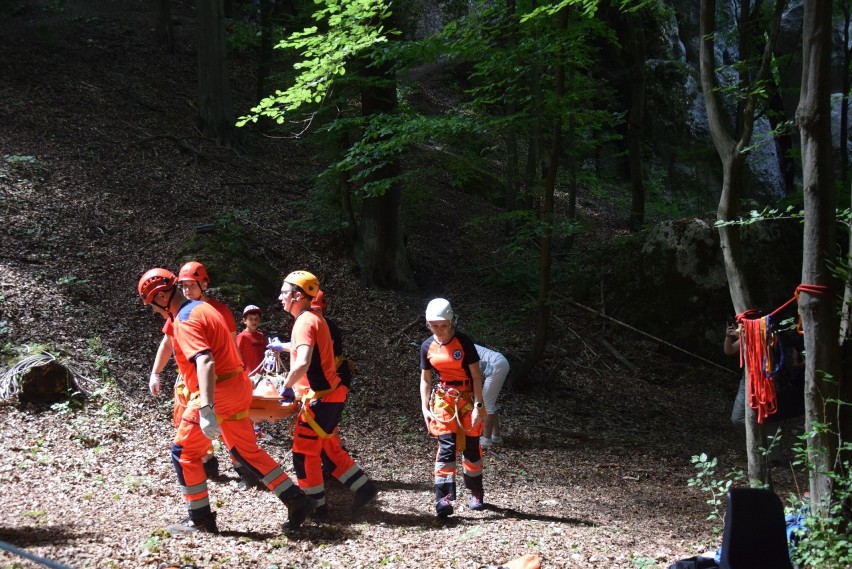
[474,401,484,409]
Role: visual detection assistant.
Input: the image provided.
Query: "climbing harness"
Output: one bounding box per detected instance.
[297,385,339,439]
[429,385,479,452]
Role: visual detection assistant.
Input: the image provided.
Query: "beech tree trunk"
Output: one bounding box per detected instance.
[797,0,842,518]
[515,7,569,383]
[356,57,415,291]
[700,0,786,487]
[256,0,276,104]
[154,0,174,53]
[625,10,646,232]
[197,0,239,148]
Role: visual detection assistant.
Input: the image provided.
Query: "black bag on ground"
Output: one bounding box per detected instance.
[667,556,718,569]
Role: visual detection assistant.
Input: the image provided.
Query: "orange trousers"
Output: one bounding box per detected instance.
[170,373,301,520]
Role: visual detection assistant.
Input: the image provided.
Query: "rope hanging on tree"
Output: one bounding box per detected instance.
[735,284,831,424]
[737,313,778,424]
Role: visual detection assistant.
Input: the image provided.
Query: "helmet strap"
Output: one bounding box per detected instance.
[151,286,177,321]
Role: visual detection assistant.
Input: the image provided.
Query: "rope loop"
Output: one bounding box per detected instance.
[731,283,829,423]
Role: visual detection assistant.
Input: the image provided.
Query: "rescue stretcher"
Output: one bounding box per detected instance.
[247,350,300,422]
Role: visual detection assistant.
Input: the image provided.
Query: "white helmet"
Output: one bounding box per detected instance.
[425,298,454,322]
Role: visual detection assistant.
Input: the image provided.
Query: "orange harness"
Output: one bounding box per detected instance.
[429,386,482,452]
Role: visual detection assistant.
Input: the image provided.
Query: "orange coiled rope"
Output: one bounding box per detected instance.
[735,283,831,424]
[737,313,777,424]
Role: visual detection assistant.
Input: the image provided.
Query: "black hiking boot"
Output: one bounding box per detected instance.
[352,480,378,511]
[436,495,454,518]
[284,493,318,530]
[311,504,329,521]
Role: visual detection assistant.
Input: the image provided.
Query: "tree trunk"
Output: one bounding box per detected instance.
[797,0,841,518]
[515,7,568,383]
[523,62,542,211]
[256,0,275,104]
[841,3,850,192]
[336,127,358,245]
[502,0,520,215]
[625,10,646,232]
[356,57,416,291]
[197,0,240,148]
[154,0,174,53]
[838,3,851,342]
[766,75,796,195]
[700,0,786,487]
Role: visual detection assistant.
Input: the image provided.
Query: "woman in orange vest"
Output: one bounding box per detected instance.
[419,298,486,517]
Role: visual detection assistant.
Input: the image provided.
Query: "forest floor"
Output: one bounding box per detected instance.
[0,2,807,568]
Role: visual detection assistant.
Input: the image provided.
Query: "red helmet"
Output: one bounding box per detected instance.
[310,290,327,310]
[138,268,177,305]
[178,261,209,284]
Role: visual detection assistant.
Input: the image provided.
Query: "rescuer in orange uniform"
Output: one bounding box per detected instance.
[137,268,315,534]
[419,298,486,517]
[272,270,377,518]
[148,261,239,478]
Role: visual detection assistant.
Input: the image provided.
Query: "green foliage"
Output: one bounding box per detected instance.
[688,420,852,568]
[86,336,113,384]
[238,0,393,125]
[464,209,582,293]
[139,535,163,554]
[227,21,262,53]
[630,556,661,569]
[687,453,746,530]
[789,434,852,568]
[42,0,65,14]
[180,211,280,307]
[332,112,493,197]
[463,304,524,349]
[520,0,601,22]
[396,415,417,442]
[714,205,805,227]
[21,510,48,527]
[58,273,89,287]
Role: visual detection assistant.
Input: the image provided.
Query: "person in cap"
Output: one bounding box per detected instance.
[237,305,266,377]
[420,298,486,517]
[137,268,316,534]
[270,270,377,519]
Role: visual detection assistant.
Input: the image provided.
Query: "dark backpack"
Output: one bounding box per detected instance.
[765,331,805,423]
[667,556,719,569]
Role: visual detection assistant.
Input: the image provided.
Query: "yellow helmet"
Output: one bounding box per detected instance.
[284,270,320,297]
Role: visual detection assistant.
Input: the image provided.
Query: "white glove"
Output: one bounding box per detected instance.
[266,336,287,352]
[149,372,161,396]
[199,405,221,439]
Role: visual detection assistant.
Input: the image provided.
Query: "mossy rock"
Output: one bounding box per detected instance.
[177,226,280,311]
